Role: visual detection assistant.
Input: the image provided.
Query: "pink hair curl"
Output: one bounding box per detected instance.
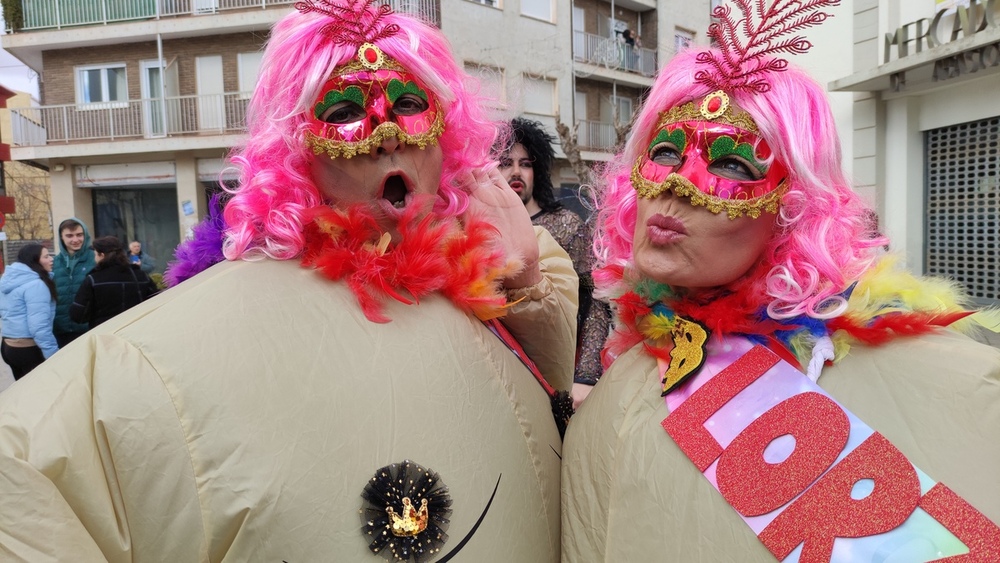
[223,5,497,260]
[593,48,886,321]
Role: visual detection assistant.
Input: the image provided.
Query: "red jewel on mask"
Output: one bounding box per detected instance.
[358,42,385,71]
[699,91,730,120]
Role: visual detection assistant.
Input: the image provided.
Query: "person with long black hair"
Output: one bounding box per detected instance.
[70,236,158,329]
[0,244,58,380]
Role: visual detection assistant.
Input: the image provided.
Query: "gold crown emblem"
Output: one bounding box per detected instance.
[386,497,429,537]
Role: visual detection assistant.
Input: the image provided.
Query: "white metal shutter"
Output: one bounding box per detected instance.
[925,117,1000,304]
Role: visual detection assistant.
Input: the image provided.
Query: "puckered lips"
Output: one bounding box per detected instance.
[646,213,687,245]
[508,178,525,194]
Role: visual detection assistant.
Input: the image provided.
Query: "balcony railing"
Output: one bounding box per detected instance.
[573,30,657,77]
[9,92,252,146]
[17,0,440,31]
[575,120,618,151]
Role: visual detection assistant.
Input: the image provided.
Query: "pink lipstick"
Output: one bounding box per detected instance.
[646,213,687,244]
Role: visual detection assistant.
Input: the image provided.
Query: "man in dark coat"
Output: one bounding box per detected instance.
[51,218,95,347]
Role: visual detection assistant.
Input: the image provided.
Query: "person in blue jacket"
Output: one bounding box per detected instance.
[0,244,58,380]
[51,218,95,347]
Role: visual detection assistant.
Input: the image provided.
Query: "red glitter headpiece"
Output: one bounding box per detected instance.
[294,0,401,45]
[696,0,841,94]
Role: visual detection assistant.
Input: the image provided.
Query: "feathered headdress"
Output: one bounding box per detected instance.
[696,0,841,94]
[294,0,400,44]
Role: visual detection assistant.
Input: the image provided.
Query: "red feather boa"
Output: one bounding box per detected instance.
[301,204,511,323]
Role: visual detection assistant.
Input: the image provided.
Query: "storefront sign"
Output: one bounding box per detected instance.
[884,0,998,64]
[933,38,1000,79]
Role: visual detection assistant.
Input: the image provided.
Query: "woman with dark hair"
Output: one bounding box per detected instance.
[0,243,58,379]
[70,236,158,329]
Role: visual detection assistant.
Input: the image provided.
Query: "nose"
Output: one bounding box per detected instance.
[376,134,402,156]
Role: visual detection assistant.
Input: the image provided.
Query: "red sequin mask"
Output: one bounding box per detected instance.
[631,91,788,219]
[305,44,444,160]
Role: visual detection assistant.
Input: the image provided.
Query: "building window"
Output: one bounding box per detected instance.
[238,52,264,99]
[465,0,499,6]
[675,28,695,54]
[523,76,556,116]
[465,63,506,109]
[521,0,553,22]
[76,64,127,108]
[611,95,633,124]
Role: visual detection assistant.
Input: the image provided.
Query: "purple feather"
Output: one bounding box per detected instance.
[164,193,228,286]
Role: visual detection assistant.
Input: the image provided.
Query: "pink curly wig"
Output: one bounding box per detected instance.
[222,4,497,260]
[593,48,886,321]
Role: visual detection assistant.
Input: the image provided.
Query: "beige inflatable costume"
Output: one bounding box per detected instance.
[0,1,577,561]
[561,1,1000,561]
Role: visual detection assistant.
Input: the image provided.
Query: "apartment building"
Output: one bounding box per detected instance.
[443,0,709,187]
[831,0,1000,304]
[0,0,777,269]
[0,1,306,270]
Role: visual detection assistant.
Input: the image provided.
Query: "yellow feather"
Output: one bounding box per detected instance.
[846,255,969,322]
[639,313,677,341]
[969,309,1000,333]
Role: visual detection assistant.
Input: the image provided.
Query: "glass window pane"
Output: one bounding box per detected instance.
[108,67,126,101]
[94,187,180,276]
[83,69,103,103]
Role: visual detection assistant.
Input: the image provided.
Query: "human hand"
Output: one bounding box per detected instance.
[461,163,541,289]
[571,383,594,410]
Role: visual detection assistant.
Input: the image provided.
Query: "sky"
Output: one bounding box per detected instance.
[0,10,40,99]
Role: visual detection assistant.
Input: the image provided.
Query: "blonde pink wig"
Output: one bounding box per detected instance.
[222,5,497,260]
[593,48,886,321]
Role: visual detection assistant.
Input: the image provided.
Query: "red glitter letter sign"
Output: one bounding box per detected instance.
[660,337,1000,562]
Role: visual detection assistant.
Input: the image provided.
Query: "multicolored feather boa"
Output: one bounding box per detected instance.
[301,203,519,323]
[603,256,989,372]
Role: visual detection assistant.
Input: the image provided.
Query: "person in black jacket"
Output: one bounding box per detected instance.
[70,236,159,329]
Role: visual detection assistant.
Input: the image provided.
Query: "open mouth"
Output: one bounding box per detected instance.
[382,175,409,209]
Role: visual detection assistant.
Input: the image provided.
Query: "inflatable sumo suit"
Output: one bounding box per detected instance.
[0,241,574,561]
[561,1,1000,561]
[0,1,578,561]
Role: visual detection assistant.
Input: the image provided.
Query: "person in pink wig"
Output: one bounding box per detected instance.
[0,2,576,560]
[561,1,1000,560]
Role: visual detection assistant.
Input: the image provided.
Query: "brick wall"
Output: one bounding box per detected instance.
[41,32,267,106]
[639,10,658,50]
